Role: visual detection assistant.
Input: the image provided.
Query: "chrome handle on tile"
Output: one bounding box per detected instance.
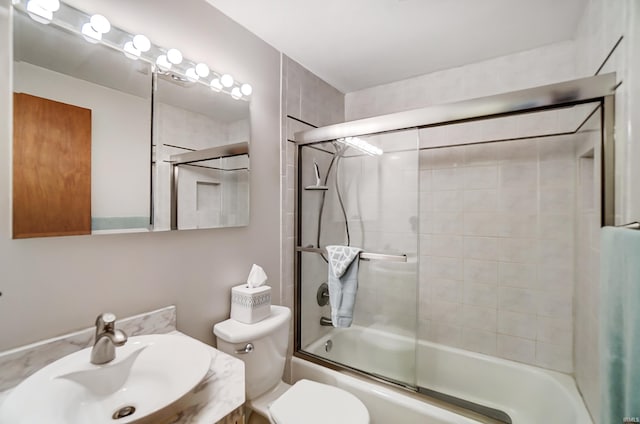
[235,343,254,354]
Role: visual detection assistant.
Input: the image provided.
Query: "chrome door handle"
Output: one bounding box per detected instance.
[235,343,254,354]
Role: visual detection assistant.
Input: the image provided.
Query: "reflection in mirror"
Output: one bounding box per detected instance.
[12,7,152,238]
[152,73,250,230]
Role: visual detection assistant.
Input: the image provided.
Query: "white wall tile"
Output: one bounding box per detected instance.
[498,310,537,339]
[433,190,464,212]
[463,189,498,212]
[536,341,573,373]
[461,305,497,332]
[498,334,536,363]
[462,328,497,356]
[432,279,463,303]
[433,323,463,347]
[430,256,464,280]
[537,316,573,348]
[463,212,501,236]
[463,236,499,260]
[498,287,539,314]
[498,262,538,288]
[464,259,498,284]
[500,162,538,188]
[463,166,498,189]
[430,234,463,258]
[463,283,498,308]
[540,188,574,214]
[432,168,463,190]
[498,239,539,264]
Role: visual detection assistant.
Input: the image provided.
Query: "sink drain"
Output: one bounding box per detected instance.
[112,405,136,420]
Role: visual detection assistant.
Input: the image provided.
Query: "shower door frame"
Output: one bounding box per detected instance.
[292,73,616,419]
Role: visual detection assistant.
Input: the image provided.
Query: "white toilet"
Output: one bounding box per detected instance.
[214,305,370,424]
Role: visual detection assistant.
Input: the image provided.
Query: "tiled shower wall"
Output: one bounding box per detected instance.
[418,135,578,373]
[280,55,344,376]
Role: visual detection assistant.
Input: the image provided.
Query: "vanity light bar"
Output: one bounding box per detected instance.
[13,0,253,101]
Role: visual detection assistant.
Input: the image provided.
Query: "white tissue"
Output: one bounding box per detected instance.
[246,264,268,288]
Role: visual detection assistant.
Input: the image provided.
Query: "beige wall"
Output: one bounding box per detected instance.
[0,0,281,351]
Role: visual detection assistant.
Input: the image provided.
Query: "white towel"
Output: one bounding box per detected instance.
[326,245,362,328]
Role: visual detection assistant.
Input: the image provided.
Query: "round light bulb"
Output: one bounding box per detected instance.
[156,54,171,71]
[185,68,199,82]
[26,0,53,24]
[195,63,210,78]
[231,87,242,100]
[123,41,140,60]
[220,74,234,88]
[90,14,110,34]
[81,22,101,43]
[210,78,222,92]
[166,48,182,65]
[133,34,150,52]
[240,83,253,96]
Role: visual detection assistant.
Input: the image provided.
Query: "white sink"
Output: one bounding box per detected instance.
[0,334,211,424]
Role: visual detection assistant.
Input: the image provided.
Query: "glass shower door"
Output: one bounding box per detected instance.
[297,129,419,388]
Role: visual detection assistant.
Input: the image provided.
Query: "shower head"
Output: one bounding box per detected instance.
[304,161,329,191]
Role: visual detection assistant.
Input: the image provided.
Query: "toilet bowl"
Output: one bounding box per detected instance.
[214,305,369,424]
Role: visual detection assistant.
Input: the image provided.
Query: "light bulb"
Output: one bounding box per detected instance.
[195,63,210,78]
[210,78,222,92]
[231,87,242,100]
[26,1,53,24]
[89,14,110,34]
[29,0,59,11]
[123,41,140,60]
[166,48,182,65]
[133,34,150,52]
[81,22,101,43]
[220,74,234,88]
[156,55,171,71]
[185,68,199,82]
[240,83,253,96]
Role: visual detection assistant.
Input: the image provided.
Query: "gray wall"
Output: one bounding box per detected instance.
[0,0,281,350]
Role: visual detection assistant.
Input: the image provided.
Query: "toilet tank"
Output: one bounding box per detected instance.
[214,305,291,400]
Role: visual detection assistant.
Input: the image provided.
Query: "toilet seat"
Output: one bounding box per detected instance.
[268,379,369,424]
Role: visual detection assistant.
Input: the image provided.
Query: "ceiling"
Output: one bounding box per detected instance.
[206,0,587,93]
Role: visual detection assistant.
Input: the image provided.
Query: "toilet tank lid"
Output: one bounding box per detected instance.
[213,305,291,343]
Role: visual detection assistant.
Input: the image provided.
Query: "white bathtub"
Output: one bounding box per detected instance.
[298,326,592,424]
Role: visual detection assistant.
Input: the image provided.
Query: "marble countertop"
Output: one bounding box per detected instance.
[131,331,245,424]
[0,306,245,424]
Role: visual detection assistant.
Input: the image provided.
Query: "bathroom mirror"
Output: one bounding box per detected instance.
[12,9,153,238]
[152,72,250,231]
[11,2,252,237]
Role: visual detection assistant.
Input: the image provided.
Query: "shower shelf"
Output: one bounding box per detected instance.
[296,246,407,263]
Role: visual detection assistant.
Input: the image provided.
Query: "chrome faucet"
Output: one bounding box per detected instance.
[90,313,127,365]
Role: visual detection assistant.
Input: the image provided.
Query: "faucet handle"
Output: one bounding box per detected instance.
[95,312,117,331]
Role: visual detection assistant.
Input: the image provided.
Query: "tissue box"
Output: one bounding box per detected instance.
[231,284,271,324]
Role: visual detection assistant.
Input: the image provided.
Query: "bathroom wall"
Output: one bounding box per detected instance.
[0,0,281,351]
[345,40,576,121]
[280,55,344,377]
[572,0,630,419]
[13,61,150,225]
[417,132,579,372]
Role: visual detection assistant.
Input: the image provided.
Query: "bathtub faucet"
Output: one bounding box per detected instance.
[320,316,333,326]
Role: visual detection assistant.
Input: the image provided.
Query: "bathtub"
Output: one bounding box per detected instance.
[297,326,593,424]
